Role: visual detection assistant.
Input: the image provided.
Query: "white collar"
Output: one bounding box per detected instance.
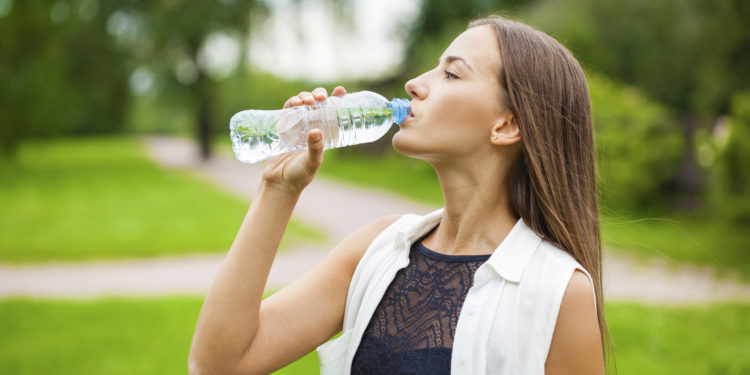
[394,208,542,283]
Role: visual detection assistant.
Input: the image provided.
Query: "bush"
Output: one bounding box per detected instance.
[588,73,684,211]
[714,91,750,225]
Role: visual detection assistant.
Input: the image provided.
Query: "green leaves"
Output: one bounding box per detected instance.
[589,73,684,211]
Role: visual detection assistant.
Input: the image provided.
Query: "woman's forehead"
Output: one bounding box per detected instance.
[443,25,501,76]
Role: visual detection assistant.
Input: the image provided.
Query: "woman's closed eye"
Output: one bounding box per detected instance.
[443,70,460,80]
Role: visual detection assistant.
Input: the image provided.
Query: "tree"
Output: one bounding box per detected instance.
[112,0,268,159]
[527,0,750,210]
[588,74,683,211]
[715,91,750,225]
[0,0,131,157]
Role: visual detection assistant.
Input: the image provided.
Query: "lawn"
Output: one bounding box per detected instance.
[0,296,746,374]
[605,302,749,374]
[600,213,749,280]
[214,137,445,206]
[0,137,325,263]
[318,147,444,207]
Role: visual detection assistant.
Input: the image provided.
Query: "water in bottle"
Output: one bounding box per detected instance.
[229,91,411,163]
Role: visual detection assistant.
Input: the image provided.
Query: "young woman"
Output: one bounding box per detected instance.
[189,15,612,375]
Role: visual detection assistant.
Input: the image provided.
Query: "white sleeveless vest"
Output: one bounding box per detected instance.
[316,208,597,374]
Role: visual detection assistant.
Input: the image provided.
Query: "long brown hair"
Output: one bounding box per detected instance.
[468,15,615,371]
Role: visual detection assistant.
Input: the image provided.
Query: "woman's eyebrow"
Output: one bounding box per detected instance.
[440,55,475,73]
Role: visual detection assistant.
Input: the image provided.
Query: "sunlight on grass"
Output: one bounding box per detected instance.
[606,302,750,374]
[0,137,325,263]
[601,213,749,280]
[0,296,746,374]
[318,147,444,207]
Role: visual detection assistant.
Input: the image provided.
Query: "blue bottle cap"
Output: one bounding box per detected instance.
[388,98,411,125]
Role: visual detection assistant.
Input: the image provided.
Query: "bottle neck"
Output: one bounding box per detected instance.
[388,98,411,125]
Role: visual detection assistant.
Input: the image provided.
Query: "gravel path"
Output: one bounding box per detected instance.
[1,136,748,305]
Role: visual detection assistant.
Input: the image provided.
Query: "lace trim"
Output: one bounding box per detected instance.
[351,228,488,373]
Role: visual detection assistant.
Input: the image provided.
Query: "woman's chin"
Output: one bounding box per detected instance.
[392,131,428,159]
[391,130,412,155]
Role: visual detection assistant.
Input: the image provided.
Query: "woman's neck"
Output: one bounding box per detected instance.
[423,161,518,256]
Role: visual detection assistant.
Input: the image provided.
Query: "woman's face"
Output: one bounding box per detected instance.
[393,25,509,163]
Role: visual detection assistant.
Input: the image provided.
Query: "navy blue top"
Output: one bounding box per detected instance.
[351,225,491,374]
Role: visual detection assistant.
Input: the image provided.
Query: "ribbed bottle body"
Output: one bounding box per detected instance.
[230,91,408,164]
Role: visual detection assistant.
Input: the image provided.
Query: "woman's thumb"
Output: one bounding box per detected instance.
[305,129,325,169]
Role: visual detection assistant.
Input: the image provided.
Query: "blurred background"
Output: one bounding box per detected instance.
[1,0,748,374]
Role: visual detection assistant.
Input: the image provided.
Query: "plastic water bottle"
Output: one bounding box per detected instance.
[229,91,411,164]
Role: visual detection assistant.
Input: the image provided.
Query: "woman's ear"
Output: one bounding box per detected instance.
[490,114,521,146]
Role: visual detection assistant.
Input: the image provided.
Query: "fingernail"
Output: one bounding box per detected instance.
[313,133,321,141]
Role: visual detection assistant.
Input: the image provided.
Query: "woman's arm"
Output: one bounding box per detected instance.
[187,86,398,374]
[545,270,606,374]
[188,179,399,373]
[187,181,296,374]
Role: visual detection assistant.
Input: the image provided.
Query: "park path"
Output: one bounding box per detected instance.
[1,136,749,305]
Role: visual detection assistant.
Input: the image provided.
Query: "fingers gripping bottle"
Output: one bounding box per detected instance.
[229,91,411,164]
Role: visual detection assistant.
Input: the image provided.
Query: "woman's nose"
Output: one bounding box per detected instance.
[404,77,425,100]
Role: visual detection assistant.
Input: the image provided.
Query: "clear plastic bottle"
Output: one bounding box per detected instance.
[229,91,411,164]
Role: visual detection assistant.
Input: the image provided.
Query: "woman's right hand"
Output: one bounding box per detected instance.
[261,86,347,195]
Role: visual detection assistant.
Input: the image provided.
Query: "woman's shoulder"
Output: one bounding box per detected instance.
[335,214,406,268]
[518,239,593,301]
[532,239,588,274]
[354,210,440,255]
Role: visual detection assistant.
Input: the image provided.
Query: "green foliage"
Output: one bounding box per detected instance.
[126,93,194,136]
[1,297,747,374]
[0,1,131,156]
[527,0,750,118]
[714,91,750,225]
[114,0,268,158]
[114,0,265,92]
[524,0,750,211]
[394,0,531,78]
[214,69,313,136]
[588,73,684,211]
[0,0,271,158]
[0,137,325,263]
[220,69,306,112]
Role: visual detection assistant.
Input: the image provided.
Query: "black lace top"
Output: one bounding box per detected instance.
[351,225,491,374]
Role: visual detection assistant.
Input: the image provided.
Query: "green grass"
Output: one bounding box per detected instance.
[601,213,750,281]
[0,296,746,374]
[0,137,325,263]
[318,147,444,207]
[606,302,750,374]
[214,137,445,206]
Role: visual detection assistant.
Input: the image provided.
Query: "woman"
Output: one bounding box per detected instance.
[189,15,612,374]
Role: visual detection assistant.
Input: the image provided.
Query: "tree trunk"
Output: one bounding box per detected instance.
[675,115,703,211]
[196,77,212,160]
